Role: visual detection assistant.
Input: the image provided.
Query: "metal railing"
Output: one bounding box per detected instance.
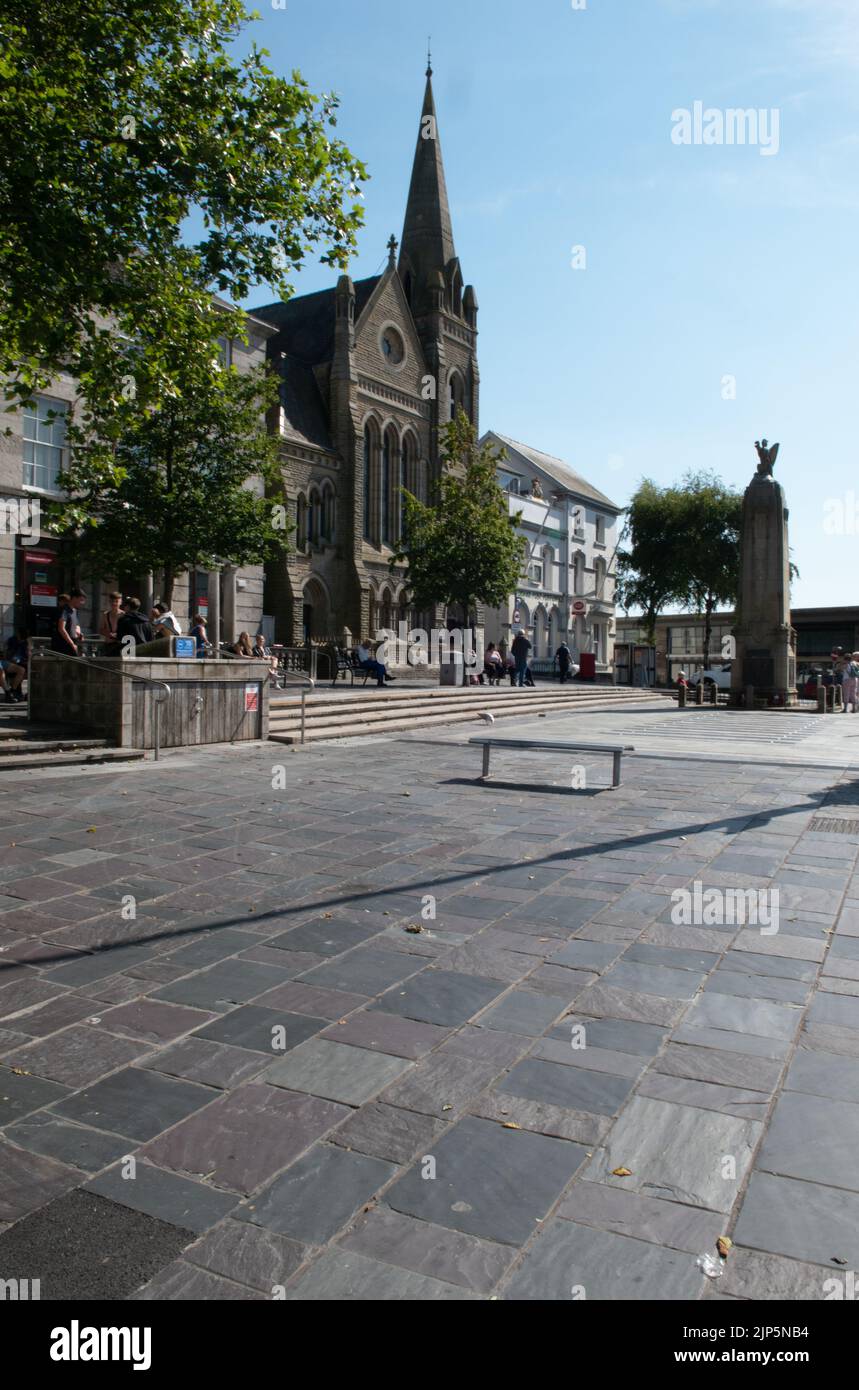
[33,649,172,760]
[276,669,315,745]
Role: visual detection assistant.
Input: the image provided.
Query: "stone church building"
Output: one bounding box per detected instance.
[253,64,479,646]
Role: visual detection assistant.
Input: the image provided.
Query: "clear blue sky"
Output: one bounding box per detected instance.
[237,0,859,609]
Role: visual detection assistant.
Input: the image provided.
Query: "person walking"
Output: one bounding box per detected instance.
[511,629,532,688]
[843,653,859,714]
[117,598,154,653]
[52,588,86,655]
[555,641,573,685]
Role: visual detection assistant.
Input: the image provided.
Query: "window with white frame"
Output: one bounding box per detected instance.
[23,396,67,491]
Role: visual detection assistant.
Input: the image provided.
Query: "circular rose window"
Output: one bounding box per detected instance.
[380,326,405,366]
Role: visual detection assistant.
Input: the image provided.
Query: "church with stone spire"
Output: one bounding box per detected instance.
[253,63,480,646]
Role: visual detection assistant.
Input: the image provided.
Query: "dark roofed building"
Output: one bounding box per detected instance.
[252,63,480,646]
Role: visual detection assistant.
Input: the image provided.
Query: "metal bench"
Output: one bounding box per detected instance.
[332,648,372,688]
[468,737,635,789]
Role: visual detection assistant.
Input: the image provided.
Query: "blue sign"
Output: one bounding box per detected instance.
[174,637,197,660]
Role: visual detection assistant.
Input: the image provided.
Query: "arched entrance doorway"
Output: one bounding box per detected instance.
[302,577,330,641]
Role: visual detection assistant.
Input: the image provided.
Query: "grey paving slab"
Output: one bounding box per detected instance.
[3,1025,151,1089]
[622,942,720,973]
[583,1095,761,1212]
[86,1161,238,1233]
[341,1206,512,1295]
[320,1009,450,1058]
[137,1037,269,1088]
[556,1181,724,1254]
[150,958,297,1012]
[601,961,704,1001]
[379,1052,500,1119]
[502,1220,706,1300]
[719,950,818,982]
[0,1068,69,1126]
[807,990,859,1031]
[96,999,216,1043]
[470,1089,609,1144]
[499,1057,635,1116]
[237,1143,396,1243]
[298,947,424,996]
[785,1048,859,1105]
[703,970,809,1005]
[477,990,569,1037]
[371,968,506,1027]
[267,918,381,956]
[141,1083,348,1194]
[195,1005,325,1055]
[636,1071,770,1121]
[3,1113,131,1173]
[329,1102,446,1165]
[799,1021,859,1058]
[756,1090,859,1189]
[681,991,802,1041]
[51,1066,216,1141]
[718,1247,841,1300]
[574,983,685,1028]
[386,1115,587,1246]
[264,1038,412,1106]
[0,1138,79,1220]
[671,1021,791,1061]
[531,1037,646,1079]
[733,1171,859,1268]
[132,1260,265,1300]
[654,1042,782,1093]
[0,1189,194,1300]
[283,1247,475,1300]
[550,939,623,972]
[184,1219,306,1292]
[551,1014,668,1057]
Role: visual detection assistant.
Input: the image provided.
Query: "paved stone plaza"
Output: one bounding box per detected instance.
[1,702,858,1300]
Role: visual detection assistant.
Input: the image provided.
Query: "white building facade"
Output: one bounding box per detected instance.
[480,432,622,677]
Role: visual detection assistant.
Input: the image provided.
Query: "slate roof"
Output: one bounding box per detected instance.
[251,277,381,453]
[486,432,622,513]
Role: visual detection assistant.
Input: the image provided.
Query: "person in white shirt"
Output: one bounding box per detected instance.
[357,642,395,687]
[152,603,182,637]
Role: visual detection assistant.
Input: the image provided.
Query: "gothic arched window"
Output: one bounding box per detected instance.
[363,422,380,543]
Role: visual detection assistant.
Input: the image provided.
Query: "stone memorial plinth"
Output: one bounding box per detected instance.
[730,440,797,708]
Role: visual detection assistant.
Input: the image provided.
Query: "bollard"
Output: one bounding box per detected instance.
[678,684,687,708]
[818,689,827,714]
[708,682,717,706]
[745,685,755,710]
[695,683,704,706]
[834,685,843,711]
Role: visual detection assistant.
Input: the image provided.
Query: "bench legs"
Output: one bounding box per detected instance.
[612,751,622,788]
[481,744,491,778]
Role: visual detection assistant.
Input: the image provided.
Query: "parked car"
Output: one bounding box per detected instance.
[687,664,732,691]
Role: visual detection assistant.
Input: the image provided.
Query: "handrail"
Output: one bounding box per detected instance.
[34,648,171,760]
[276,669,315,747]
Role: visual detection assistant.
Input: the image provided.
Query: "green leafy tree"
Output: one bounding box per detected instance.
[394,412,527,684]
[0,0,367,421]
[616,480,688,644]
[676,472,742,670]
[50,353,287,607]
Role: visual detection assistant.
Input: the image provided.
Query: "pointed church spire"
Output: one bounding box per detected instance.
[399,64,457,314]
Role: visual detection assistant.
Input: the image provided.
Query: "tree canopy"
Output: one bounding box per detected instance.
[0,0,367,417]
[394,413,527,677]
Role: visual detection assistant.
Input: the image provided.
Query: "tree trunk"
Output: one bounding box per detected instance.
[703,597,714,672]
[162,567,175,609]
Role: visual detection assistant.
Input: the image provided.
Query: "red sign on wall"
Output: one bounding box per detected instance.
[244,684,259,713]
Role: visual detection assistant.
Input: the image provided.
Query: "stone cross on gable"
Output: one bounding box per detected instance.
[387,234,398,267]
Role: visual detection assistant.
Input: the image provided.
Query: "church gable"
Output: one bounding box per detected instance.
[353,268,428,409]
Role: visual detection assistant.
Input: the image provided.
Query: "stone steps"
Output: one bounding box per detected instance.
[268,685,666,744]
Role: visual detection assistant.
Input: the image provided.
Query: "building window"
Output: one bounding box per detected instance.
[595,515,606,545]
[23,396,67,491]
[449,373,465,421]
[594,623,602,662]
[296,495,308,551]
[381,431,395,545]
[321,485,335,543]
[363,424,379,542]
